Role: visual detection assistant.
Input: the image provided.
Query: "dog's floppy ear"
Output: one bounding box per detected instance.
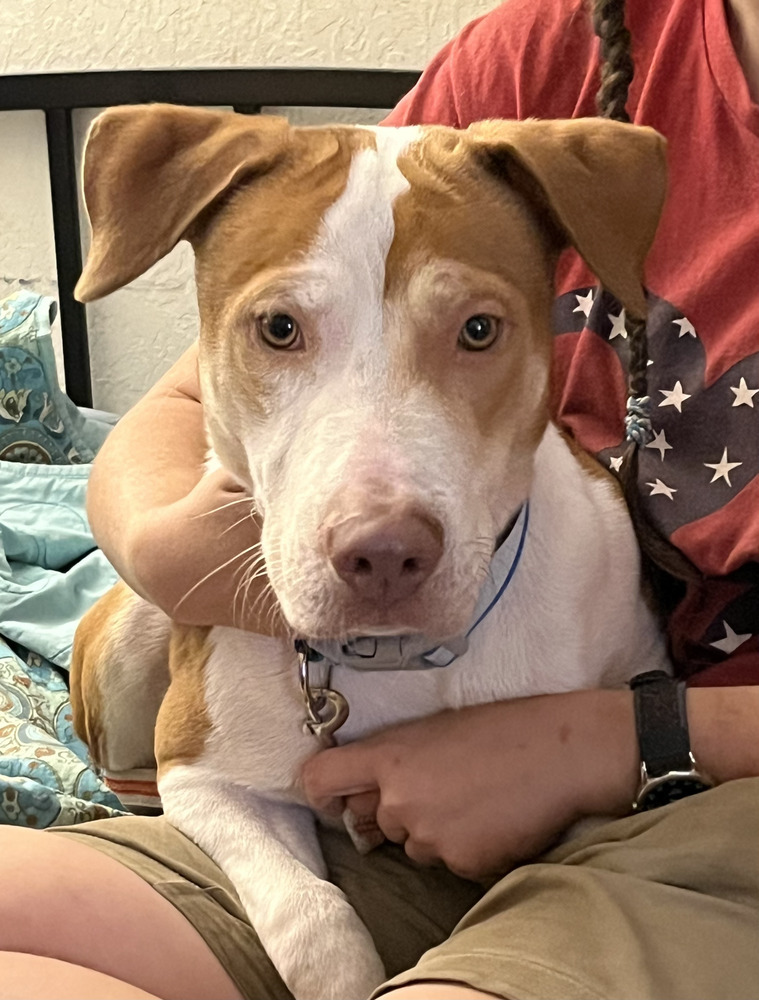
[467,118,667,318]
[75,105,290,302]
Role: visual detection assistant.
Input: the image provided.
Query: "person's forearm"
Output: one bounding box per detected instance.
[689,684,759,784]
[302,683,759,879]
[87,342,208,585]
[87,344,283,634]
[127,469,281,632]
[587,684,759,818]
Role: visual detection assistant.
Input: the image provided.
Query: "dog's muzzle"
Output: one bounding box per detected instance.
[301,502,530,673]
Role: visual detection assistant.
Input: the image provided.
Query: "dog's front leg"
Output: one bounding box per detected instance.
[159,764,386,1000]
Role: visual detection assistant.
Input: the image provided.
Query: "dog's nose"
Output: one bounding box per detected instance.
[327,507,444,603]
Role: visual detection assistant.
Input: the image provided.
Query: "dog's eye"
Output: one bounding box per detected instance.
[257,313,302,350]
[458,315,500,351]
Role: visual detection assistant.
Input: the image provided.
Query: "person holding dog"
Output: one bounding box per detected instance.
[1,0,758,998]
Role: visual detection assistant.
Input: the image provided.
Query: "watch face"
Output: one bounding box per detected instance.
[639,778,713,812]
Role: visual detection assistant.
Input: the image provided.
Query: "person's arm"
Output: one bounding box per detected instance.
[301,685,759,880]
[87,342,284,634]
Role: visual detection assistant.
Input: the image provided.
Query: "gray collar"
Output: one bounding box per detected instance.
[303,503,529,672]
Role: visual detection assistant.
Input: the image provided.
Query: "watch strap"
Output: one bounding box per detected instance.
[630,670,691,778]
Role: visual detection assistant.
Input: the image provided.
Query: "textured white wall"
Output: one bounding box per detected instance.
[0,0,493,413]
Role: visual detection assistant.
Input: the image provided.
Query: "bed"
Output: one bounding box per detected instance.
[0,67,420,827]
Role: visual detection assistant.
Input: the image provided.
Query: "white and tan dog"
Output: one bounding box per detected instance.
[71,107,669,1000]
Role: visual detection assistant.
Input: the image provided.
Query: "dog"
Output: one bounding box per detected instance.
[71,106,670,1000]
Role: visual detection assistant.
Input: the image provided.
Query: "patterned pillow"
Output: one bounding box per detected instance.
[0,290,96,464]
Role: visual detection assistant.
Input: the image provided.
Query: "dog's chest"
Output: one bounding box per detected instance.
[191,427,666,795]
[195,596,649,801]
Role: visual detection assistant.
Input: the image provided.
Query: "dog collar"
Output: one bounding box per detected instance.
[302,503,529,672]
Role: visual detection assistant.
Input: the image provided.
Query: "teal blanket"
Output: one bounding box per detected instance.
[0,290,125,826]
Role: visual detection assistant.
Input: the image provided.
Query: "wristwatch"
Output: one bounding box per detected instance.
[630,670,714,812]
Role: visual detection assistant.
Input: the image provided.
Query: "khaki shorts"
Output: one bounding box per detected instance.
[50,778,759,1000]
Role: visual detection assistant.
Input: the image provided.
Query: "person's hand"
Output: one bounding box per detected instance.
[302,690,639,880]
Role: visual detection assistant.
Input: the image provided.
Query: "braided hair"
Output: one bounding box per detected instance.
[590,0,650,446]
[589,0,698,587]
[592,0,634,124]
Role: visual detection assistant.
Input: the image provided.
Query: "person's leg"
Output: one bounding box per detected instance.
[0,827,243,1000]
[373,779,759,1000]
[0,953,161,1000]
[8,812,483,1000]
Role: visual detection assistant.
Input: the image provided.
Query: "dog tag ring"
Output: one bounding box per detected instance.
[296,641,349,746]
[307,687,349,745]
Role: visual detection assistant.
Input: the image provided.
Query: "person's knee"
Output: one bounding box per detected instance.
[0,828,73,951]
[0,952,162,1000]
[0,827,137,956]
[0,827,245,1000]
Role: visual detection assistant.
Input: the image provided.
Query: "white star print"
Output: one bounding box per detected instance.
[730,377,759,408]
[609,455,624,472]
[704,447,743,486]
[607,309,628,340]
[645,428,673,461]
[646,478,677,499]
[659,381,691,412]
[573,290,594,318]
[709,620,752,655]
[673,317,697,338]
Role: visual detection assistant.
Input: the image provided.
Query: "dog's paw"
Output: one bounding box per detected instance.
[264,883,386,1000]
[343,805,385,854]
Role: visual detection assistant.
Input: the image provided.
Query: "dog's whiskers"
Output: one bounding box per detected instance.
[245,577,287,637]
[232,547,265,580]
[232,545,273,602]
[248,577,276,623]
[231,550,266,626]
[192,495,255,520]
[220,512,258,537]
[236,566,271,624]
[230,545,287,631]
[471,535,497,586]
[172,543,262,614]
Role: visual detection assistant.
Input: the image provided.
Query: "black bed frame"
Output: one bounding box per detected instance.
[0,68,420,407]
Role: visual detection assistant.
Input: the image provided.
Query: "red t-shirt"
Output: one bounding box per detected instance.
[385,0,759,685]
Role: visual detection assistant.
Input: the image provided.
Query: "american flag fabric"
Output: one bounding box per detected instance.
[383,0,759,686]
[552,285,759,685]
